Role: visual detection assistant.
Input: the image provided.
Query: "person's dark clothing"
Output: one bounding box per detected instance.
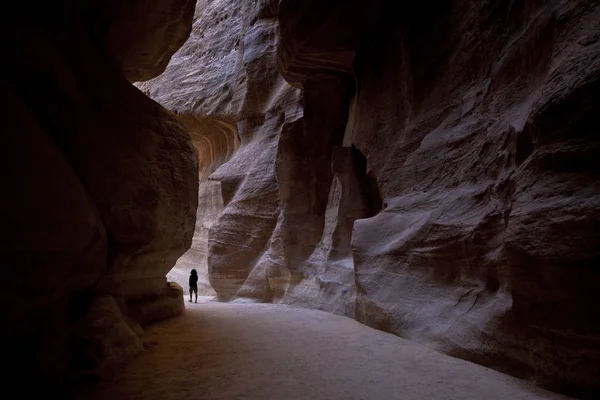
[189,274,198,287]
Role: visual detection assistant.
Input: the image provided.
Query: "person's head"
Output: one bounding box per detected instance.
[191,269,197,276]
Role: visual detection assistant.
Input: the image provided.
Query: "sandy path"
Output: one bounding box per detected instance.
[72,302,568,400]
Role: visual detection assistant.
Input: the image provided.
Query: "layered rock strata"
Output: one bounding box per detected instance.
[138,0,299,298]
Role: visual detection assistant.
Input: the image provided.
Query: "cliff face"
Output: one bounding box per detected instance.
[279,0,600,394]
[140,0,600,395]
[137,0,302,300]
[2,0,198,387]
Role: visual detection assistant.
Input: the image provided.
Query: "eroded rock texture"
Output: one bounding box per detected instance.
[139,0,599,396]
[138,0,301,299]
[277,0,600,395]
[1,0,197,388]
[164,180,223,295]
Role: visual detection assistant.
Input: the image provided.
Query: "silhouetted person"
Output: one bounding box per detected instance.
[189,269,198,303]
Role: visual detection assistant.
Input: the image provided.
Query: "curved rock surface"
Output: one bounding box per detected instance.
[99,0,197,81]
[138,0,301,298]
[277,0,600,395]
[138,0,600,396]
[166,180,223,295]
[2,0,197,388]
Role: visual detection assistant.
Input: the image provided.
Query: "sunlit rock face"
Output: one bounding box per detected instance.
[138,0,300,299]
[140,0,599,396]
[1,0,197,388]
[164,180,223,295]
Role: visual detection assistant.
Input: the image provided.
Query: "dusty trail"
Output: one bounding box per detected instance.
[73,302,567,400]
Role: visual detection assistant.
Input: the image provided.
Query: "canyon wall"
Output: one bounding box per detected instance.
[2,0,198,389]
[141,0,600,396]
[278,0,600,395]
[163,180,223,295]
[138,0,302,300]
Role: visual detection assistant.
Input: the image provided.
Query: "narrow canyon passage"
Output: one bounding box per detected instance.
[4,0,598,398]
[72,302,567,400]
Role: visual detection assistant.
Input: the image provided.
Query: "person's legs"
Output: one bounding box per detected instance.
[193,287,198,303]
[189,287,193,302]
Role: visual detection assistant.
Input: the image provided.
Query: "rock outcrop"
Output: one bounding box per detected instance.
[1,0,197,389]
[140,0,600,396]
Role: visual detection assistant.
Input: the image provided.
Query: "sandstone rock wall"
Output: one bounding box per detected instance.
[276,0,600,395]
[1,0,197,388]
[166,180,223,295]
[138,0,302,301]
[139,0,599,396]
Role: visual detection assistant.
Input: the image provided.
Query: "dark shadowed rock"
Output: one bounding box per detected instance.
[1,0,197,388]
